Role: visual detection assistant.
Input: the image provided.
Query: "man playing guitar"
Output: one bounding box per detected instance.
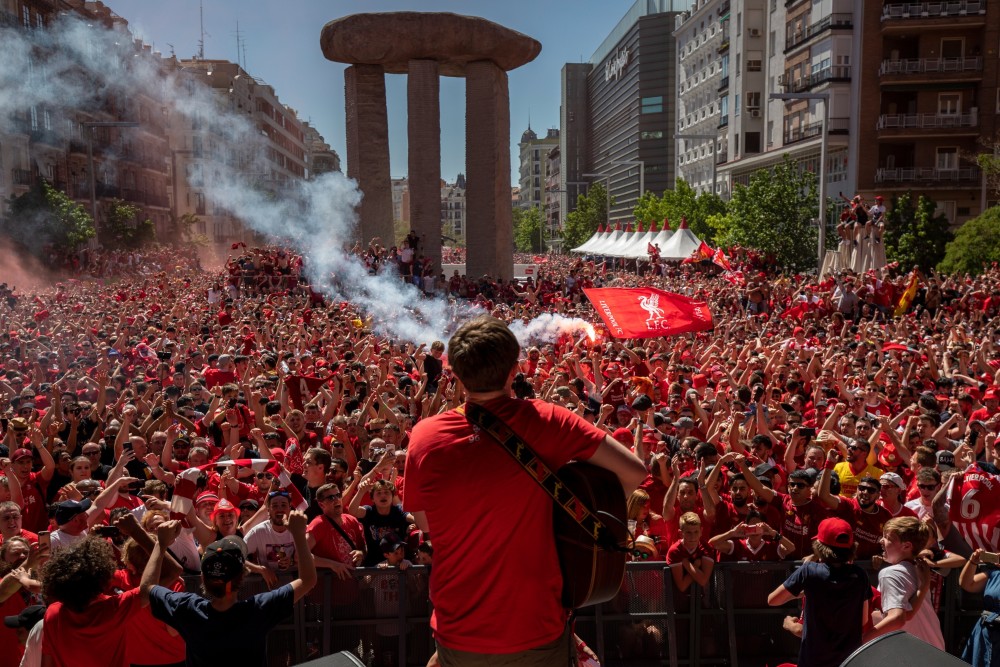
[406,316,645,666]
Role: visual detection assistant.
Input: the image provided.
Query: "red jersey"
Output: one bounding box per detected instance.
[405,397,605,654]
[307,513,365,563]
[729,537,783,562]
[665,540,716,568]
[768,493,832,560]
[43,588,142,667]
[18,472,49,533]
[838,497,893,560]
[203,368,237,390]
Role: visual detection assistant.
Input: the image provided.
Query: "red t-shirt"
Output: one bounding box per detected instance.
[0,591,27,667]
[203,368,238,390]
[117,573,187,665]
[837,497,893,560]
[405,397,605,654]
[19,472,49,533]
[728,537,783,562]
[43,588,142,667]
[0,528,38,545]
[307,513,365,563]
[665,539,716,568]
[768,493,832,560]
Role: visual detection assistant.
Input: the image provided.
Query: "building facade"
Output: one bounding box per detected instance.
[302,121,341,179]
[560,0,692,223]
[441,176,466,244]
[517,126,559,210]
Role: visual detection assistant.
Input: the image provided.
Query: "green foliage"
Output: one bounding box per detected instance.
[512,205,544,253]
[103,199,155,250]
[713,155,819,270]
[632,179,726,242]
[563,182,611,251]
[4,180,95,253]
[883,192,952,272]
[976,148,1000,200]
[939,206,1000,275]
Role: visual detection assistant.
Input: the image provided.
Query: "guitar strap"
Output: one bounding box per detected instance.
[459,402,618,552]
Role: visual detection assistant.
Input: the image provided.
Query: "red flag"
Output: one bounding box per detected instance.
[583,287,714,339]
[697,241,714,260]
[599,261,607,277]
[779,302,809,322]
[949,463,1000,552]
[712,248,731,271]
[283,374,328,410]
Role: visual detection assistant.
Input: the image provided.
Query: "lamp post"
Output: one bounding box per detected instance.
[82,121,139,245]
[770,92,829,270]
[675,133,719,195]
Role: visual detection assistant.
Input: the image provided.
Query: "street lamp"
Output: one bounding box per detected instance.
[770,92,829,270]
[82,120,139,245]
[675,133,719,195]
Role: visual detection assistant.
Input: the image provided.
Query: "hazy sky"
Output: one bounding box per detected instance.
[120,0,635,186]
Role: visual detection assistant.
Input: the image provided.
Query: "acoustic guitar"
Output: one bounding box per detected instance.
[463,403,629,609]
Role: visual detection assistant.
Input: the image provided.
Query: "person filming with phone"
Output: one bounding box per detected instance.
[405,316,646,666]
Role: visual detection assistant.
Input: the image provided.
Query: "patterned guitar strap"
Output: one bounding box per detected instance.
[459,402,621,553]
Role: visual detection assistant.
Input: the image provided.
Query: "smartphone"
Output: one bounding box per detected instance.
[799,427,817,439]
[358,458,377,475]
[982,552,1000,564]
[744,524,764,537]
[37,531,51,552]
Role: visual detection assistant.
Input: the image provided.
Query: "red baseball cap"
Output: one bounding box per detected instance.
[196,492,220,506]
[815,517,854,548]
[11,449,32,462]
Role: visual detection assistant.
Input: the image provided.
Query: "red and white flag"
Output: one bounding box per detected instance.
[712,248,732,271]
[583,287,714,339]
[949,463,1000,552]
[170,458,307,521]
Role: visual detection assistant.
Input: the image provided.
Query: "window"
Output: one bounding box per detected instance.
[641,130,664,140]
[936,147,958,170]
[641,96,664,114]
[22,6,29,28]
[745,132,761,154]
[941,38,964,59]
[770,31,776,57]
[747,50,763,71]
[735,94,740,116]
[938,93,961,115]
[746,92,761,109]
[30,106,37,131]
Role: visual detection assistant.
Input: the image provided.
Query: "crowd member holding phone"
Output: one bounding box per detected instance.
[961,548,1000,665]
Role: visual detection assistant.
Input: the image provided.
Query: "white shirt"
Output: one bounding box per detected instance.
[19,619,43,667]
[50,529,87,552]
[244,521,296,571]
[878,560,945,649]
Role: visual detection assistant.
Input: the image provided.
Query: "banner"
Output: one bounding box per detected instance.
[583,287,714,339]
[949,463,1000,552]
[894,271,920,317]
[712,248,732,271]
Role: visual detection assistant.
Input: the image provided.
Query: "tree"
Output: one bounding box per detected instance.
[883,192,952,272]
[938,206,1000,275]
[3,180,95,255]
[562,183,610,251]
[512,206,544,253]
[103,199,155,250]
[632,179,726,243]
[974,136,1000,201]
[713,155,819,270]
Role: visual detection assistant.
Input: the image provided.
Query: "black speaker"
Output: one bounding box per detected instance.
[839,631,966,667]
[295,651,366,667]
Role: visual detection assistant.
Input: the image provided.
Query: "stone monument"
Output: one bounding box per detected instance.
[321,12,541,280]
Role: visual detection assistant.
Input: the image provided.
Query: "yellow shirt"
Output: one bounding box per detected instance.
[834,461,885,498]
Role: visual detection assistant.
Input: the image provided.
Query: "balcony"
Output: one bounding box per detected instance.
[782,65,851,93]
[875,166,980,185]
[718,38,729,53]
[716,150,728,164]
[718,75,730,91]
[785,13,853,51]
[146,193,169,208]
[718,115,730,128]
[876,111,979,136]
[68,139,88,155]
[95,182,121,198]
[882,0,987,30]
[879,57,983,83]
[719,0,730,15]
[11,168,32,187]
[784,117,850,145]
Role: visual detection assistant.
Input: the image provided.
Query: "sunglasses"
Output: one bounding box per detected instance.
[256,473,275,480]
[631,549,651,560]
[787,482,808,489]
[917,483,939,490]
[318,493,342,502]
[857,486,879,494]
[268,490,290,499]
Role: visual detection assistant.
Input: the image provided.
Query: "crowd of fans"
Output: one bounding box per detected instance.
[1,235,1000,667]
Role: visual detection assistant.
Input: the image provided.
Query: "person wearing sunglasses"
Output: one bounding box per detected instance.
[904,468,943,521]
[833,436,885,500]
[817,450,893,559]
[306,482,365,579]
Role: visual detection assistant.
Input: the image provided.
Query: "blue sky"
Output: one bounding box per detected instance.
[120,0,635,186]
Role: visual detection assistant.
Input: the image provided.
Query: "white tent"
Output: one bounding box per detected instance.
[571,224,608,254]
[659,218,703,260]
[647,226,674,255]
[620,223,661,259]
[588,225,623,255]
[597,225,634,255]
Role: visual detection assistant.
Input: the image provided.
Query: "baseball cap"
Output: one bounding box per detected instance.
[211,498,238,519]
[880,472,906,490]
[815,517,854,548]
[54,498,92,525]
[631,395,653,411]
[201,535,247,581]
[616,404,632,414]
[380,533,406,554]
[11,448,32,462]
[196,492,220,506]
[673,417,696,429]
[753,462,778,477]
[238,499,260,512]
[936,450,956,471]
[878,443,903,469]
[3,605,45,630]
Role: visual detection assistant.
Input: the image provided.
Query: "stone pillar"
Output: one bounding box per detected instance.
[344,64,393,245]
[465,60,513,281]
[407,59,441,275]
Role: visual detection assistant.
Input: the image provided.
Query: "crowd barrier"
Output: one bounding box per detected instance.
[182,561,983,667]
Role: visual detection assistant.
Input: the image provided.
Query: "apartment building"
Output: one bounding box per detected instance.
[302,121,341,179]
[855,0,999,223]
[441,175,466,243]
[517,126,559,210]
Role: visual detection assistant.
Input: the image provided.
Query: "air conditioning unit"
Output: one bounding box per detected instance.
[749,28,761,37]
[750,110,761,118]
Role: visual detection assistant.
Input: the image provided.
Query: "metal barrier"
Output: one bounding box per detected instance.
[183,561,982,667]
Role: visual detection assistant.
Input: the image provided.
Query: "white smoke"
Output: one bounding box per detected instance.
[0,13,566,345]
[509,314,596,347]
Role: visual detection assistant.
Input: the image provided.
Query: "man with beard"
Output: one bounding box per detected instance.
[306,483,365,577]
[244,491,297,574]
[705,452,782,543]
[818,452,893,559]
